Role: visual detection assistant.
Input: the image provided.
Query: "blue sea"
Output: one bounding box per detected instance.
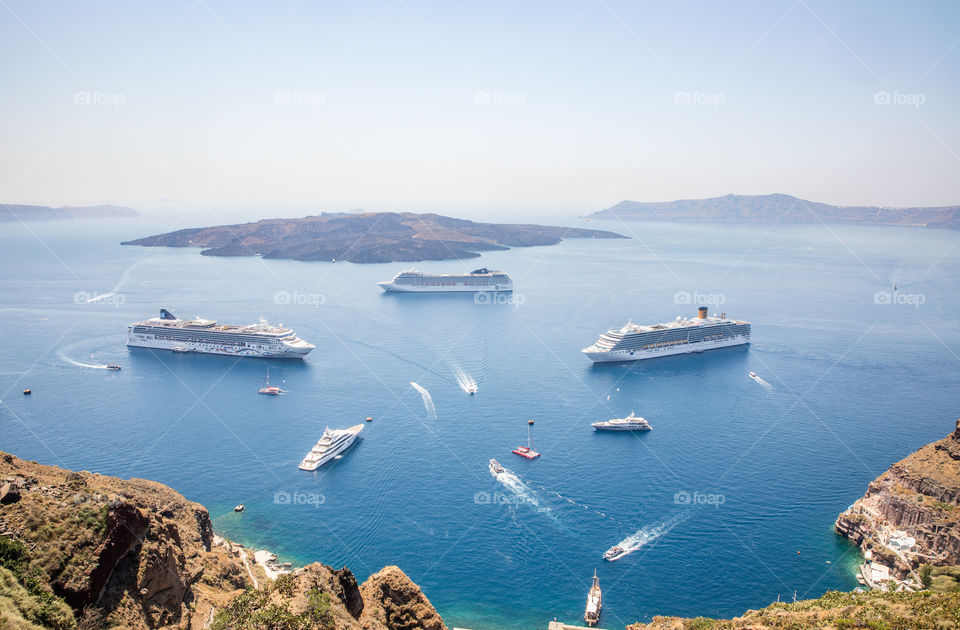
[2,215,959,629]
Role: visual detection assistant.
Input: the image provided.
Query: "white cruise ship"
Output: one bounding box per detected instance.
[582,307,750,363]
[127,309,315,358]
[298,424,364,470]
[592,412,652,431]
[377,268,513,293]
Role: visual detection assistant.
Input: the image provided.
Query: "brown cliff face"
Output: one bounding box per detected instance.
[835,419,960,576]
[0,453,446,630]
[358,566,447,630]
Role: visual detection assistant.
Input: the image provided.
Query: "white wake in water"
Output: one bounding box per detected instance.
[58,352,108,369]
[608,512,690,560]
[454,368,477,394]
[410,382,437,418]
[749,373,774,389]
[490,464,552,517]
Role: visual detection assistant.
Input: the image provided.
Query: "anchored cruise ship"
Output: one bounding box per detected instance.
[127,309,315,358]
[582,306,750,363]
[377,268,513,293]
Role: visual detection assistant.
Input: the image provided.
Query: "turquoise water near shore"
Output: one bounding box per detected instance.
[2,216,959,629]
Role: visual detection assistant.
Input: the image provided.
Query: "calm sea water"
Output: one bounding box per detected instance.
[1,216,959,629]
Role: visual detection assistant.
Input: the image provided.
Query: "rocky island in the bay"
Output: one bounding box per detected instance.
[121,211,627,263]
[589,193,960,229]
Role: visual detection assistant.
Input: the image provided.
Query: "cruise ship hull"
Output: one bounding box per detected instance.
[378,282,512,293]
[583,335,749,363]
[299,429,361,471]
[126,333,313,359]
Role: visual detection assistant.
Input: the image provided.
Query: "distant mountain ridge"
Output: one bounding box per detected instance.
[122,211,627,263]
[589,193,960,229]
[0,203,140,222]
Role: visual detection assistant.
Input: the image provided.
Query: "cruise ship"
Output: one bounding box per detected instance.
[127,309,315,358]
[377,268,513,292]
[298,424,364,471]
[582,307,750,363]
[592,412,652,431]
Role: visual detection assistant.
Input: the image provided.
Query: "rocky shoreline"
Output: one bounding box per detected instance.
[834,419,960,590]
[0,452,446,629]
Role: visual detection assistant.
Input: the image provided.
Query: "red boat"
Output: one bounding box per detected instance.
[512,420,541,459]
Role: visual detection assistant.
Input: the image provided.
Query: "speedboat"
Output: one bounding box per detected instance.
[592,412,651,431]
[106,364,121,371]
[466,384,478,395]
[603,545,628,561]
[489,458,505,476]
[234,504,244,512]
[749,371,758,378]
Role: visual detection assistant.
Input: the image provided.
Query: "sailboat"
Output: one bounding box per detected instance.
[584,569,602,626]
[512,419,540,459]
[258,368,282,395]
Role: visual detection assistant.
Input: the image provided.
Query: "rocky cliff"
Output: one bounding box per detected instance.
[624,589,960,629]
[0,452,445,630]
[835,420,960,580]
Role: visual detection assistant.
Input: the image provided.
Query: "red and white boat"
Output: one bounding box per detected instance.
[512,420,541,459]
[258,369,283,395]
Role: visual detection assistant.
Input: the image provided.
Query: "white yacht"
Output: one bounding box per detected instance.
[298,424,364,471]
[592,412,652,431]
[377,268,512,293]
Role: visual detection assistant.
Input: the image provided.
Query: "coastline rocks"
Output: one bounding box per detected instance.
[359,565,447,630]
[835,419,960,578]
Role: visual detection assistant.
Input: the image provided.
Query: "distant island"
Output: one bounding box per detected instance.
[589,193,960,229]
[0,203,140,222]
[121,211,627,263]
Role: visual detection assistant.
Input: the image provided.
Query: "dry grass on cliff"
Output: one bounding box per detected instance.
[628,590,960,629]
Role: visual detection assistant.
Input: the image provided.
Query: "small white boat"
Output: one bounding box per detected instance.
[603,545,628,561]
[299,424,364,471]
[592,412,651,431]
[106,364,121,371]
[489,458,505,476]
[234,504,244,512]
[171,346,189,353]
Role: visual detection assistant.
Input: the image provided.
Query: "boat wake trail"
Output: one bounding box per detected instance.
[490,465,554,518]
[749,373,774,389]
[608,512,690,560]
[453,367,478,394]
[58,351,108,369]
[410,382,437,419]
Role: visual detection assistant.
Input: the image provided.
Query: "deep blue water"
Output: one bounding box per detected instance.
[1,216,959,629]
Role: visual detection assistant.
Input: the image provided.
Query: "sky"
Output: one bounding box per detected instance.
[1,0,959,219]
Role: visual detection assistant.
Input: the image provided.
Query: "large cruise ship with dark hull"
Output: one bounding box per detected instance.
[582,306,750,363]
[127,309,315,358]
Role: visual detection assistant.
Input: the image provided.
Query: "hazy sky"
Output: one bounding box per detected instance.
[2,0,959,217]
